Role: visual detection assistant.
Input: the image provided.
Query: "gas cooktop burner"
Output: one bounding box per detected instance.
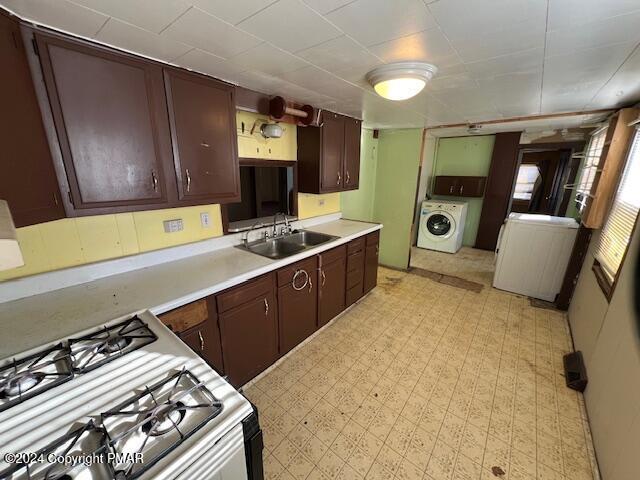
[101,369,223,479]
[0,421,113,480]
[68,316,157,373]
[0,343,73,413]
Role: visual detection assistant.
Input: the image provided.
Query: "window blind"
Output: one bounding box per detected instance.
[594,129,640,282]
[576,126,608,212]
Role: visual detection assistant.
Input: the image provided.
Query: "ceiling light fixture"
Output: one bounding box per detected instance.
[366,62,438,101]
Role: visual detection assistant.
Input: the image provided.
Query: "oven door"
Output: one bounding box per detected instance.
[175,423,248,480]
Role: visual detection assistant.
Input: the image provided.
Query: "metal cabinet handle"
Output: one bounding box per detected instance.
[152,170,159,192]
[200,141,210,148]
[198,330,204,351]
[346,171,350,184]
[264,298,269,316]
[308,275,313,292]
[292,269,309,291]
[185,169,192,192]
[460,185,464,194]
[449,185,454,194]
[337,172,341,185]
[321,269,326,286]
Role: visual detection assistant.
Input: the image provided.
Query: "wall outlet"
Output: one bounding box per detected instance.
[200,212,211,228]
[318,199,325,206]
[163,218,183,233]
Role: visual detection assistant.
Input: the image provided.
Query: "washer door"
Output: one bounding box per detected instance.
[423,211,456,241]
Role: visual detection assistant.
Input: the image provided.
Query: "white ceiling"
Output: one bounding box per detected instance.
[3,0,640,129]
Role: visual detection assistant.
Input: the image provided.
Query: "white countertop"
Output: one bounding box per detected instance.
[0,219,381,358]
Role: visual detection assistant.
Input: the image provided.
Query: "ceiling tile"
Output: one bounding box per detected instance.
[279,65,362,99]
[464,48,544,79]
[2,0,109,37]
[70,0,190,33]
[426,72,479,92]
[172,48,247,82]
[189,0,278,25]
[302,0,355,15]
[367,27,458,67]
[476,71,542,114]
[326,0,437,47]
[162,7,262,58]
[548,0,640,30]
[237,0,342,53]
[95,19,191,62]
[228,43,309,76]
[587,45,640,109]
[546,11,640,57]
[296,35,381,73]
[428,0,547,41]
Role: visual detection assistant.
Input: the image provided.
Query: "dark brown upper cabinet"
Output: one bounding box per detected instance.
[35,32,177,215]
[298,111,361,194]
[433,175,487,198]
[164,69,240,205]
[0,15,65,227]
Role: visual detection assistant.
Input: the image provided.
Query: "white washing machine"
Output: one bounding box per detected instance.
[417,200,468,253]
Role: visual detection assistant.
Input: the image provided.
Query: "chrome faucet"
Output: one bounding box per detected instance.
[243,219,268,246]
[272,212,290,237]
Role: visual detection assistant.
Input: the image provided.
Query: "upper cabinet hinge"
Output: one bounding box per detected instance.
[31,38,39,56]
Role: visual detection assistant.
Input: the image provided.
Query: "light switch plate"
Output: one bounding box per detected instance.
[200,212,211,228]
[163,219,183,233]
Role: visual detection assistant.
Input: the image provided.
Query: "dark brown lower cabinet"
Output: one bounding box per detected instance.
[346,239,365,307]
[277,257,318,355]
[318,246,347,327]
[217,275,278,387]
[179,319,224,374]
[364,232,380,294]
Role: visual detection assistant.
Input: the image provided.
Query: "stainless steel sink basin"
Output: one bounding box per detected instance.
[281,230,336,248]
[236,229,338,259]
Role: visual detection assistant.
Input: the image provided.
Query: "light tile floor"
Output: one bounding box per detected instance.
[410,247,496,288]
[244,267,598,480]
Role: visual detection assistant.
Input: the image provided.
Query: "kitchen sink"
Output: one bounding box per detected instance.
[237,229,338,259]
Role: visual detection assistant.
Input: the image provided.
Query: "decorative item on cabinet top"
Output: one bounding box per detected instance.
[236,111,296,161]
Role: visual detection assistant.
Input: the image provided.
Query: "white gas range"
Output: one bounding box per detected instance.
[0,310,263,480]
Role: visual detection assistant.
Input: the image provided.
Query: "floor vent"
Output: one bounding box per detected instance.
[563,351,588,392]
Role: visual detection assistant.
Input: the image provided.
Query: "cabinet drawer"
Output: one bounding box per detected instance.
[346,283,363,307]
[277,256,317,287]
[217,274,274,313]
[366,231,380,246]
[347,237,364,254]
[347,250,364,272]
[346,268,364,289]
[159,299,208,333]
[319,245,347,266]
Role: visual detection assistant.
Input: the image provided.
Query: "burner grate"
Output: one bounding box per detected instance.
[0,343,73,413]
[68,316,157,373]
[0,421,113,480]
[101,369,223,479]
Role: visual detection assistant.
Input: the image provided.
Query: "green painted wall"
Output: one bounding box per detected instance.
[341,129,378,222]
[373,129,423,269]
[432,135,495,246]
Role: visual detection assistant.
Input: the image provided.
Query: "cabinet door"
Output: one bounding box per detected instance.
[36,34,173,211]
[364,243,379,294]
[165,70,240,204]
[218,292,278,387]
[0,17,65,226]
[318,257,346,327]
[343,117,361,190]
[457,176,487,197]
[278,269,318,355]
[180,320,224,375]
[320,112,345,192]
[433,176,460,196]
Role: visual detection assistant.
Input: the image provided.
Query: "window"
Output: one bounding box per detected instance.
[513,164,541,200]
[593,128,640,294]
[576,126,608,212]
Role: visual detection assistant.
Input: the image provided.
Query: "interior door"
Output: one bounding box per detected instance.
[165,69,240,204]
[36,33,172,210]
[0,16,65,226]
[318,257,346,327]
[320,112,344,192]
[218,292,278,387]
[343,117,361,190]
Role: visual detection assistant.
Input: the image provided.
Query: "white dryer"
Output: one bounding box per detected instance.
[417,200,468,253]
